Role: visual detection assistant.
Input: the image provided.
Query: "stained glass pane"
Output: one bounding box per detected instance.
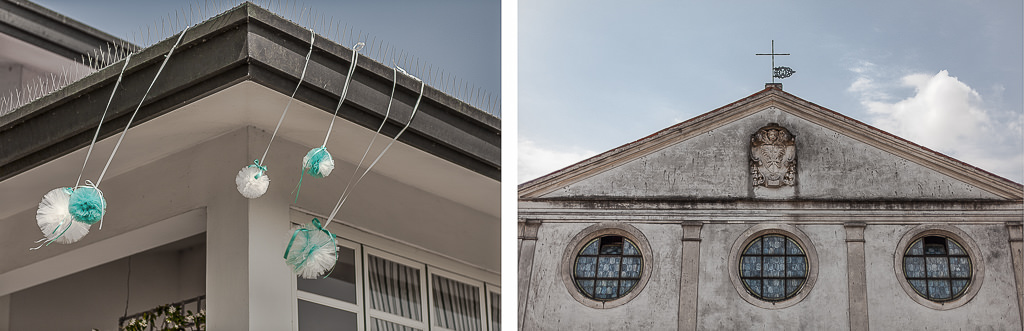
[763,256,785,278]
[909,279,928,296]
[596,257,621,278]
[928,280,951,300]
[575,257,597,278]
[907,240,924,255]
[577,280,595,297]
[786,238,803,255]
[594,280,618,299]
[619,280,637,296]
[741,257,761,277]
[763,279,785,299]
[786,279,803,296]
[763,235,785,255]
[744,238,762,255]
[599,243,622,255]
[949,257,970,278]
[581,239,599,255]
[744,279,761,296]
[621,257,642,278]
[951,280,969,296]
[786,257,806,277]
[904,257,926,278]
[947,240,966,256]
[924,243,946,255]
[926,257,949,278]
[623,240,639,256]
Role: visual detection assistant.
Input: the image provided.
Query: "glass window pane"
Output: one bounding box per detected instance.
[744,279,761,296]
[763,279,785,299]
[596,257,621,278]
[623,240,639,256]
[786,256,806,277]
[619,280,638,296]
[744,238,762,255]
[599,239,622,255]
[909,279,928,296]
[928,280,951,300]
[947,240,967,256]
[904,257,926,278]
[925,257,949,278]
[432,275,481,331]
[371,317,422,331]
[924,240,946,255]
[621,257,642,278]
[786,238,803,255]
[575,257,597,278]
[367,255,422,321]
[949,257,970,278]
[581,239,599,255]
[763,256,785,278]
[298,299,358,331]
[951,280,969,297]
[907,240,924,255]
[786,279,803,297]
[594,280,618,299]
[576,280,594,297]
[763,235,785,255]
[741,257,761,277]
[489,292,500,331]
[297,246,357,303]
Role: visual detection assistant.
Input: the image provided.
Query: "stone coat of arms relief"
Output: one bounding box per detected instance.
[751,124,796,187]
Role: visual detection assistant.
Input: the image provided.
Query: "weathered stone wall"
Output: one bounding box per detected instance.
[542,107,999,200]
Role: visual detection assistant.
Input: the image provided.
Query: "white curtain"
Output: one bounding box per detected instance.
[431,275,481,331]
[368,255,422,322]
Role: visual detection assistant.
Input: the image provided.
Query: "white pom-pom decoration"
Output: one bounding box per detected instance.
[36,187,91,244]
[236,164,270,199]
[284,219,337,279]
[302,147,335,178]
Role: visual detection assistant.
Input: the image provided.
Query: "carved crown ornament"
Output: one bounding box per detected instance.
[750,124,796,187]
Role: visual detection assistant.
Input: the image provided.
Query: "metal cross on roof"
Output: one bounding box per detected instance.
[756,40,795,83]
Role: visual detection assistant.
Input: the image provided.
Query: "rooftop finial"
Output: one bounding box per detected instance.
[756,40,795,84]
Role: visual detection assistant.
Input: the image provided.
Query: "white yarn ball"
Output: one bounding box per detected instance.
[235,165,270,199]
[285,222,337,279]
[36,187,91,244]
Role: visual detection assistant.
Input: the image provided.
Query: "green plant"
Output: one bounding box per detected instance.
[122,304,205,331]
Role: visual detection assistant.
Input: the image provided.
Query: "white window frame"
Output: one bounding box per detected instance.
[427,267,488,331]
[364,246,431,331]
[483,284,500,331]
[294,236,365,331]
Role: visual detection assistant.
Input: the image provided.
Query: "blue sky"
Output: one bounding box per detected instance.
[519,0,1023,184]
[32,0,501,114]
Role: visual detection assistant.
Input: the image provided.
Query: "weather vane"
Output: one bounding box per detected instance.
[756,40,795,83]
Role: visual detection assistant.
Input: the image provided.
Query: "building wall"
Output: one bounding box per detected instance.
[8,241,205,330]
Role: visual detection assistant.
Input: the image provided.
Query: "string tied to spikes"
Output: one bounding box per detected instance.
[293,41,365,202]
[33,26,188,249]
[236,28,316,199]
[284,66,424,279]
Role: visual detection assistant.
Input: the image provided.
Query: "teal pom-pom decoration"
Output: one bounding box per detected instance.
[69,186,106,225]
[302,147,334,178]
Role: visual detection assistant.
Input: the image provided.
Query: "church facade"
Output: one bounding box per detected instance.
[518,84,1023,330]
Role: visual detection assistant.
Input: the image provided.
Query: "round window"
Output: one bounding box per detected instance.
[902,236,972,302]
[739,234,808,301]
[572,235,643,301]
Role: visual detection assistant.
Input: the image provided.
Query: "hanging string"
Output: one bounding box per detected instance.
[322,68,424,228]
[96,26,191,187]
[332,67,398,209]
[321,42,365,148]
[257,28,316,168]
[76,53,133,188]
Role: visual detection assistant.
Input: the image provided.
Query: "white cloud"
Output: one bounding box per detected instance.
[518,137,597,183]
[849,69,1023,182]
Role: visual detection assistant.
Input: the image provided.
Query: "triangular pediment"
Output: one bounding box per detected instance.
[519,86,1022,201]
